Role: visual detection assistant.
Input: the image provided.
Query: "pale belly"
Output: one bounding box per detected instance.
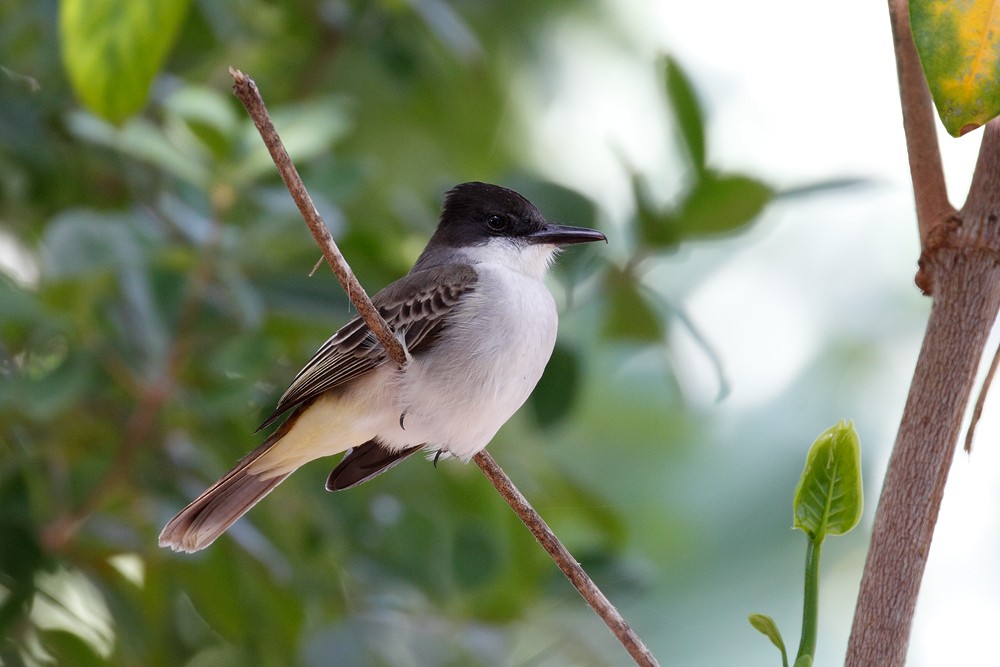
[383,266,558,458]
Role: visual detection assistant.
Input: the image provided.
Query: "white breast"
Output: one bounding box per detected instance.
[386,248,559,458]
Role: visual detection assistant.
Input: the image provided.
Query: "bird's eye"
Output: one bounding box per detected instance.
[486,215,506,232]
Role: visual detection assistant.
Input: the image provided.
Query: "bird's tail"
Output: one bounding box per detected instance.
[159,419,296,553]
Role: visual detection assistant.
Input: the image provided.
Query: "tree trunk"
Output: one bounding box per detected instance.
[846,119,1000,663]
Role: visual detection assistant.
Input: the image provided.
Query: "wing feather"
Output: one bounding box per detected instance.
[256,263,477,432]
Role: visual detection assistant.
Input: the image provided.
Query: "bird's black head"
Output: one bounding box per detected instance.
[431,182,546,247]
[428,182,606,249]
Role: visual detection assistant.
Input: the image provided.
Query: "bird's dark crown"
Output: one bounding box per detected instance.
[430,182,546,247]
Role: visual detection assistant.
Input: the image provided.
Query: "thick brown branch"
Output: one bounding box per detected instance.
[474,451,659,667]
[964,119,1000,210]
[228,67,408,367]
[230,68,656,665]
[847,118,1000,665]
[846,250,1000,665]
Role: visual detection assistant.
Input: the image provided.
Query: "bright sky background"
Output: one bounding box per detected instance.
[517,0,1000,664]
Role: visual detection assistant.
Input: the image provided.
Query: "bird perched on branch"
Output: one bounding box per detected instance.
[159,181,606,552]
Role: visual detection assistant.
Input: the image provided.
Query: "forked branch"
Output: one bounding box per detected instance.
[846,2,1000,663]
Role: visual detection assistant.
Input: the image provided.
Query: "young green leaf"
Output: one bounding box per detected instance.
[748,613,789,667]
[663,56,706,170]
[911,0,1000,136]
[37,630,106,667]
[793,655,814,667]
[60,0,191,122]
[793,420,863,542]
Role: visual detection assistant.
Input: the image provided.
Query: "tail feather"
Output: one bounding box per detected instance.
[159,419,297,553]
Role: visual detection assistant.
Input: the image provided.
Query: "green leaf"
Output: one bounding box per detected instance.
[776,177,872,201]
[528,343,581,428]
[0,275,43,336]
[748,613,789,667]
[42,210,142,279]
[663,56,706,170]
[911,0,1000,136]
[676,171,773,240]
[37,630,106,667]
[794,656,814,667]
[163,86,241,160]
[632,173,681,249]
[793,420,863,542]
[175,545,303,652]
[602,267,662,342]
[2,351,98,421]
[59,0,191,122]
[66,112,212,186]
[233,97,352,185]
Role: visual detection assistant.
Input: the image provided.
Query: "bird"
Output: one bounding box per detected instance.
[159,181,607,552]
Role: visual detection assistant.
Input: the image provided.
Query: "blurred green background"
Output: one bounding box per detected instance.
[0,0,958,665]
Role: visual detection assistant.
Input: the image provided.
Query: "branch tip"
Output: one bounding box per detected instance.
[229,67,408,368]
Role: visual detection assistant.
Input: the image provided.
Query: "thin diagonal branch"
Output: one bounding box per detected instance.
[960,121,1000,455]
[474,451,658,667]
[229,68,658,666]
[229,67,408,368]
[964,337,1000,453]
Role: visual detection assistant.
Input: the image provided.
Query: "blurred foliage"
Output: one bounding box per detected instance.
[0,1,795,665]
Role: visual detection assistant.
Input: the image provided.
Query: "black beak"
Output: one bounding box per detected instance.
[527,223,607,246]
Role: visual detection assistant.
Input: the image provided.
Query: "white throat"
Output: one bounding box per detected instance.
[455,238,558,280]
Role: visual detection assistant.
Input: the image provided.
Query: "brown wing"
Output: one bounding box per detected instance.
[255,263,478,432]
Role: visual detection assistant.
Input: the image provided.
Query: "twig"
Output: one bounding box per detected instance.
[474,451,659,666]
[228,67,408,367]
[229,67,658,666]
[964,339,1000,453]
